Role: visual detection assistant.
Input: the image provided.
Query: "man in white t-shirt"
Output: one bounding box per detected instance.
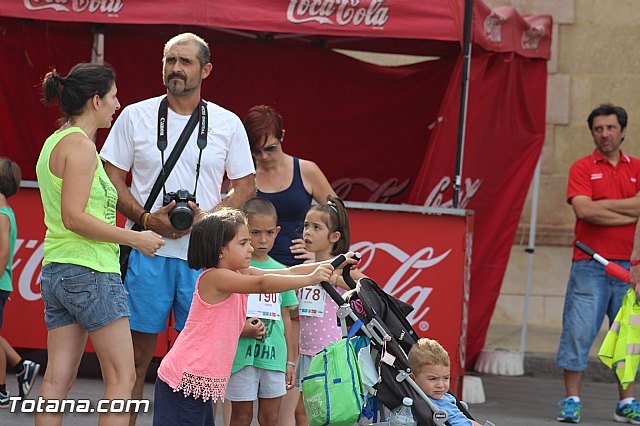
[100,32,255,424]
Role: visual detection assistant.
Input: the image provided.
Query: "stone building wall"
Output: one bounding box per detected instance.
[488,0,640,327]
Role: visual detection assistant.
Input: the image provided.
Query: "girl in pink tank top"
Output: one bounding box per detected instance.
[292,196,367,425]
[153,207,353,426]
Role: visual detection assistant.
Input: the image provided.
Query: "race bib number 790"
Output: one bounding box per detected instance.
[246,293,281,320]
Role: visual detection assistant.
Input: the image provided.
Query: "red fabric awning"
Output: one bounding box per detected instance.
[1,0,551,58]
[0,1,461,39]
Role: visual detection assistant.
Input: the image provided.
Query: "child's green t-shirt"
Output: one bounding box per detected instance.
[230,257,298,374]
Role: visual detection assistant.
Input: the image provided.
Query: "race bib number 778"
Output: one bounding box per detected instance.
[298,285,326,318]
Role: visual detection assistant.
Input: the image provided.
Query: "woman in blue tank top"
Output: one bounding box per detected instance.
[243,105,336,266]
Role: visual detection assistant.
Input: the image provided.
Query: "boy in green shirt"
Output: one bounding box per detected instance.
[0,158,40,406]
[225,197,299,426]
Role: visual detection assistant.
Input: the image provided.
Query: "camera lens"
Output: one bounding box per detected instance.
[169,205,194,230]
[164,189,196,231]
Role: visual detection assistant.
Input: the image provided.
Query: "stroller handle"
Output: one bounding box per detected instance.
[330,253,347,269]
[341,252,361,290]
[320,254,351,307]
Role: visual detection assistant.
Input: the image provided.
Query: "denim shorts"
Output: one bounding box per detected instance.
[40,263,130,332]
[124,250,201,333]
[226,365,286,401]
[556,259,630,371]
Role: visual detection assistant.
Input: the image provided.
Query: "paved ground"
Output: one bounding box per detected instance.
[1,377,155,426]
[0,324,624,425]
[469,374,622,426]
[0,370,625,425]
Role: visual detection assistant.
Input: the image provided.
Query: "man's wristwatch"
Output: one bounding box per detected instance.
[286,361,296,368]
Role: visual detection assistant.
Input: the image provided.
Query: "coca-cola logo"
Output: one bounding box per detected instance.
[24,0,124,14]
[287,0,389,28]
[333,177,410,203]
[424,176,482,209]
[13,239,43,302]
[351,241,451,332]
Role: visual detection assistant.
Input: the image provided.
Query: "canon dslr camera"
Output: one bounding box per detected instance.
[163,189,196,231]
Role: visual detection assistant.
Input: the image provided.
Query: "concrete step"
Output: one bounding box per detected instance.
[479,322,615,382]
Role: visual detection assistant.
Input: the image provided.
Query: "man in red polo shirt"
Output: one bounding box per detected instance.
[556,104,640,424]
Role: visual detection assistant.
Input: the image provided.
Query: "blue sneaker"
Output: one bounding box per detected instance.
[615,399,640,425]
[16,360,40,398]
[0,391,9,409]
[557,398,581,423]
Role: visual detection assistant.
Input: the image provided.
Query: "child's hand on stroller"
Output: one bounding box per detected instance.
[309,263,334,284]
[241,317,266,340]
[331,252,359,273]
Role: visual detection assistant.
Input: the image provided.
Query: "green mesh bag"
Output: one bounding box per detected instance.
[301,338,365,426]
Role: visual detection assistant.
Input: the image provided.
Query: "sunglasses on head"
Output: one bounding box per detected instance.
[251,140,280,156]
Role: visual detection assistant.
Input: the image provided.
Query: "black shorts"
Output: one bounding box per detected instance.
[0,290,10,328]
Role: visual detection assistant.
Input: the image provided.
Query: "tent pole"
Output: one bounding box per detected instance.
[519,158,541,355]
[452,0,474,208]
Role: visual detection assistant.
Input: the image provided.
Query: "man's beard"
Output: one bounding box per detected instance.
[165,80,195,96]
[164,74,198,96]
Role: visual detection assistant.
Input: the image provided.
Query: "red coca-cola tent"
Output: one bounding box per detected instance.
[0,0,551,366]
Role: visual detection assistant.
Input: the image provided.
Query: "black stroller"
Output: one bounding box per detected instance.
[322,254,475,426]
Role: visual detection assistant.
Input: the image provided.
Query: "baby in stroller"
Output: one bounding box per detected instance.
[408,338,481,426]
[337,265,480,425]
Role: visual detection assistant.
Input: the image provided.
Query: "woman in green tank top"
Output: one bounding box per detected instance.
[35,63,165,426]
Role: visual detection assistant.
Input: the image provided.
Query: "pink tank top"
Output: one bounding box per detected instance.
[299,286,345,356]
[157,270,247,401]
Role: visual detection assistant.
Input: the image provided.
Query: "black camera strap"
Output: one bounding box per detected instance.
[192,100,208,197]
[130,96,205,232]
